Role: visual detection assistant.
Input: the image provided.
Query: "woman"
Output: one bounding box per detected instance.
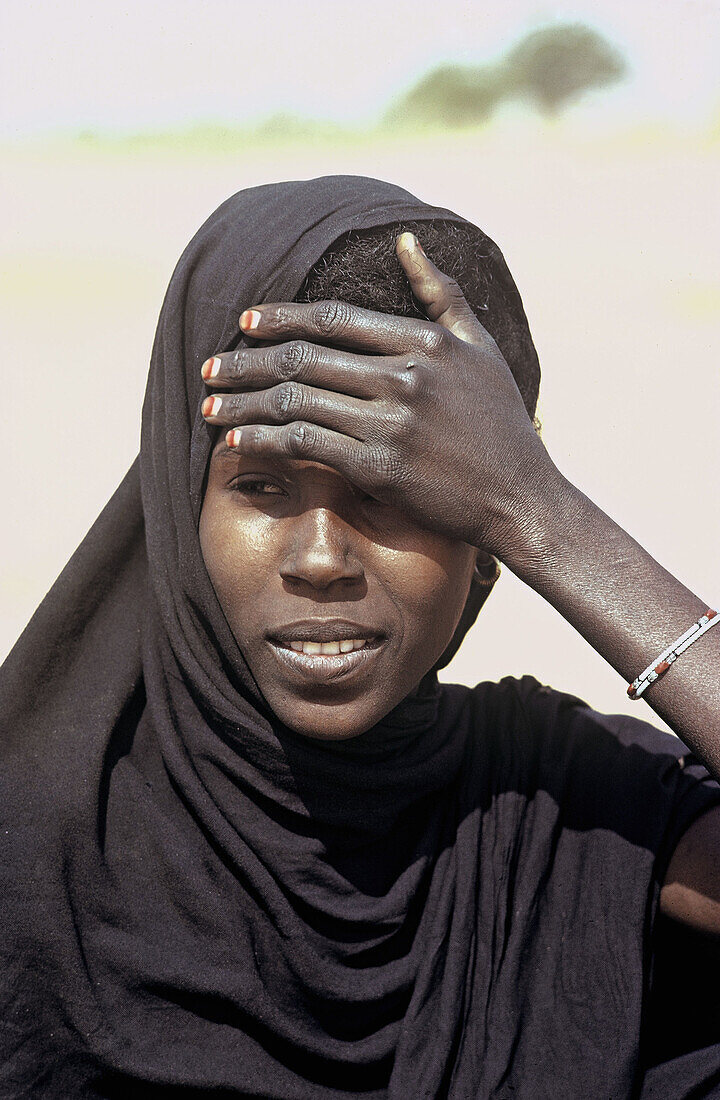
[1,175,718,1098]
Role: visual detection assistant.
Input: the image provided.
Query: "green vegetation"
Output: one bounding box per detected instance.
[386,24,627,128]
[20,21,627,152]
[69,115,355,154]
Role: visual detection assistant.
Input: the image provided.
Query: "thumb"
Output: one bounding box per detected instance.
[395,232,486,345]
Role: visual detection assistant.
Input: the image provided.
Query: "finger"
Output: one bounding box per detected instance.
[236,299,451,360]
[201,384,370,441]
[224,422,394,500]
[395,232,487,346]
[201,341,411,399]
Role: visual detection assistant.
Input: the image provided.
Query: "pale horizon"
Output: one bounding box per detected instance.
[2,0,719,140]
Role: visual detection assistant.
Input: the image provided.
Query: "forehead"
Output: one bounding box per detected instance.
[211,443,355,483]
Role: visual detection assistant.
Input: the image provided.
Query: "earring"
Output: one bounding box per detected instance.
[473,554,500,586]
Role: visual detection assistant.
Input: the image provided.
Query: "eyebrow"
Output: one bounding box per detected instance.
[213,443,238,461]
[211,445,297,472]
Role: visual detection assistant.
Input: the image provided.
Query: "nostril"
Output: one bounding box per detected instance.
[279,554,364,589]
[279,539,364,587]
[279,509,364,589]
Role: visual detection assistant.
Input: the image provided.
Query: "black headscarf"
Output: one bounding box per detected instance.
[3,176,716,1099]
[0,176,534,1095]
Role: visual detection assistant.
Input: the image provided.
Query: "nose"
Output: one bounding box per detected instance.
[279,508,364,591]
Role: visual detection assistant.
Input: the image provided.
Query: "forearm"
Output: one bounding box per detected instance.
[505,471,720,778]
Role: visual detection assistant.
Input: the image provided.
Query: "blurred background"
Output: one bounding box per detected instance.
[1,0,718,731]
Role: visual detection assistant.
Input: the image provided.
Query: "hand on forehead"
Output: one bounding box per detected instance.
[201,234,548,561]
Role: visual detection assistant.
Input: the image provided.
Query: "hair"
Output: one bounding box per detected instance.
[297,219,540,421]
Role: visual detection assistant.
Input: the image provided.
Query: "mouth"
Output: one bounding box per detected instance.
[266,620,386,684]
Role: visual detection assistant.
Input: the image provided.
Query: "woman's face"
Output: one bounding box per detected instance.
[199,442,476,739]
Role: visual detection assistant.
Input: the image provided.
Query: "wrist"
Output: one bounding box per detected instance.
[493,462,585,586]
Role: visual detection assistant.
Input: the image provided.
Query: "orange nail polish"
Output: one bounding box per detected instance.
[227,428,242,448]
[239,309,261,332]
[202,396,222,418]
[202,356,221,380]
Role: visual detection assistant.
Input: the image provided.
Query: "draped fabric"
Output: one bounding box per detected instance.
[1,176,719,1099]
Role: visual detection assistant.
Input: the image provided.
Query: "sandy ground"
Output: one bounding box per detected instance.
[1,123,718,731]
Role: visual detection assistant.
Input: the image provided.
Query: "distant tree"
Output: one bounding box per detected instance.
[386,23,626,127]
[503,24,626,114]
[384,64,505,128]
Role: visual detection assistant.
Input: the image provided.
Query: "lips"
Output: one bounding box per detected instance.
[268,619,385,646]
[266,619,386,684]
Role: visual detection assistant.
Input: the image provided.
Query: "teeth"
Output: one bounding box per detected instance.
[284,639,369,656]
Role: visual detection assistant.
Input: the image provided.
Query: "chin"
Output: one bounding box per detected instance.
[273,698,389,741]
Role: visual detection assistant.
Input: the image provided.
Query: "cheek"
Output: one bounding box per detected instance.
[385,543,475,650]
[198,497,270,620]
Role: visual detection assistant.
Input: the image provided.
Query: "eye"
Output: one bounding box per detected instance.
[231,476,286,498]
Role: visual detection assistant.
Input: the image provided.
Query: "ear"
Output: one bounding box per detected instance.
[473,551,501,586]
[432,554,501,673]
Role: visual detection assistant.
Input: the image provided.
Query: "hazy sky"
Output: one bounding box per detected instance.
[2,0,719,137]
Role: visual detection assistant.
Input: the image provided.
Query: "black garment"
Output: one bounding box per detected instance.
[1,177,718,1098]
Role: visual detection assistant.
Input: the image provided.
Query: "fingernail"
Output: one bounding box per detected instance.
[397,231,417,253]
[202,396,222,418]
[202,356,221,380]
[416,240,426,257]
[239,309,261,332]
[227,428,242,448]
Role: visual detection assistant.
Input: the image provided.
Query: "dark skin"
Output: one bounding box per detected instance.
[199,232,720,937]
[200,452,477,741]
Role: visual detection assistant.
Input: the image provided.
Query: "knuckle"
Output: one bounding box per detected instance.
[395,363,435,412]
[444,281,473,318]
[365,445,400,491]
[311,299,352,339]
[243,424,264,448]
[394,405,415,438]
[443,275,464,301]
[274,340,307,380]
[394,363,423,400]
[373,408,414,454]
[223,393,244,420]
[270,381,303,420]
[418,326,447,357]
[371,406,411,446]
[271,303,294,327]
[285,421,315,455]
[434,272,467,315]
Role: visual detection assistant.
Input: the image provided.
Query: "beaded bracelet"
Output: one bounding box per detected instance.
[627,608,719,699]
